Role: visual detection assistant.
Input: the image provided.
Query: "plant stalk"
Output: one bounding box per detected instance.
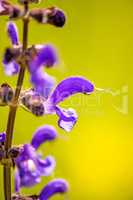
[3,3,29,200]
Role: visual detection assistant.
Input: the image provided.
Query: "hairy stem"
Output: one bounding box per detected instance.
[3,3,29,200]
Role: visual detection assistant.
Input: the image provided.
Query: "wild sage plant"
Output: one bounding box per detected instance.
[0,0,94,199]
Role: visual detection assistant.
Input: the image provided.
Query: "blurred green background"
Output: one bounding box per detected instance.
[0,0,133,199]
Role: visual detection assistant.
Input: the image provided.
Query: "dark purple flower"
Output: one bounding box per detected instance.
[15,125,57,191]
[39,179,69,200]
[29,45,58,73]
[7,22,19,45]
[0,132,6,143]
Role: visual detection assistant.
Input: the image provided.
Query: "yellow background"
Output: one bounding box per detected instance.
[0,0,132,199]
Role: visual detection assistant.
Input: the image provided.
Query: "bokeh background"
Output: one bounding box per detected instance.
[0,0,133,199]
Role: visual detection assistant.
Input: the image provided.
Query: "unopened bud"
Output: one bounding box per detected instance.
[30,7,66,27]
[8,147,21,158]
[9,6,24,19]
[0,83,14,106]
[21,91,45,116]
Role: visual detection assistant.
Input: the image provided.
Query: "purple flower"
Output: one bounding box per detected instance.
[21,76,94,132]
[15,125,57,191]
[39,179,69,200]
[7,22,19,45]
[3,21,58,79]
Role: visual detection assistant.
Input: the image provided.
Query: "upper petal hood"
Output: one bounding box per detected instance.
[49,76,94,105]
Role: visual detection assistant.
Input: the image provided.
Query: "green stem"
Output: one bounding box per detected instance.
[3,3,29,200]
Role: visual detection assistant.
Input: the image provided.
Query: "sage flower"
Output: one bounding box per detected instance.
[21,76,94,132]
[15,125,57,191]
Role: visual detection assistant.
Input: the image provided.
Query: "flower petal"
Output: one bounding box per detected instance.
[39,179,69,200]
[37,156,56,176]
[31,70,55,99]
[7,22,19,45]
[55,106,78,132]
[14,169,20,193]
[20,170,41,187]
[0,132,6,143]
[49,76,94,105]
[3,61,19,76]
[31,125,57,149]
[29,45,58,73]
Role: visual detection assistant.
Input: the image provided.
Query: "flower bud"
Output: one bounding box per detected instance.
[21,91,45,116]
[3,47,21,64]
[30,7,66,27]
[8,147,21,158]
[0,83,14,106]
[0,0,11,16]
[9,6,24,19]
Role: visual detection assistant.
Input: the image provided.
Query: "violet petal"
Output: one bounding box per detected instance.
[39,179,69,200]
[14,169,21,193]
[31,125,57,149]
[3,61,19,76]
[55,106,78,132]
[37,155,56,176]
[31,70,55,99]
[49,76,94,105]
[29,45,58,73]
[0,132,6,143]
[7,22,19,45]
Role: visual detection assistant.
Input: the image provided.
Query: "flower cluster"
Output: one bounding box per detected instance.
[0,0,95,199]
